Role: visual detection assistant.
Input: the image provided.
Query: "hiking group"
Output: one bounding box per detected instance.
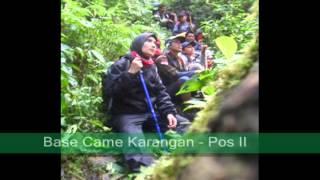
[102,4,215,172]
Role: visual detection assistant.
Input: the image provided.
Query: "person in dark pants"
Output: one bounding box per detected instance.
[103,32,190,172]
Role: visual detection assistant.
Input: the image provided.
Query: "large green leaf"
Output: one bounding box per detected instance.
[183,98,206,111]
[176,78,203,95]
[198,69,218,82]
[215,36,238,60]
[176,68,218,95]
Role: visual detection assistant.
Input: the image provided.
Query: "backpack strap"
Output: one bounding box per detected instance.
[103,55,131,114]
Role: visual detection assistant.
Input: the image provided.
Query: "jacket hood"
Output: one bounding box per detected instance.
[130,32,157,58]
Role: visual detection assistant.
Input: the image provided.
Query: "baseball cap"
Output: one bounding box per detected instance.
[182,41,196,49]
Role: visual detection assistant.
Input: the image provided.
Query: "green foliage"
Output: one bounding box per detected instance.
[183,98,207,111]
[61,1,172,178]
[61,0,258,179]
[176,35,237,112]
[175,68,218,112]
[162,0,255,21]
[176,69,218,95]
[200,1,258,55]
[201,13,257,54]
[61,0,171,133]
[61,42,109,133]
[215,36,238,60]
[62,155,89,180]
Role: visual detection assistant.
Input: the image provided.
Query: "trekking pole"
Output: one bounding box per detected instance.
[131,51,168,152]
[138,71,167,144]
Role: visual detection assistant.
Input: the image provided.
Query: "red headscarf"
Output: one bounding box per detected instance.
[131,51,154,68]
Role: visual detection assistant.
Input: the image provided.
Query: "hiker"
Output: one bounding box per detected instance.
[155,35,197,104]
[194,29,215,69]
[185,31,196,42]
[103,32,190,172]
[172,11,195,35]
[184,30,215,69]
[154,4,177,30]
[180,10,196,30]
[194,29,205,51]
[185,31,202,52]
[195,29,204,43]
[180,41,208,71]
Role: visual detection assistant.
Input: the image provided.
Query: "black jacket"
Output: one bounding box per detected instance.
[155,62,179,86]
[103,54,177,119]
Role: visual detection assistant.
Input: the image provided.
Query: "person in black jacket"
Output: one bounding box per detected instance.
[103,32,190,172]
[155,37,198,103]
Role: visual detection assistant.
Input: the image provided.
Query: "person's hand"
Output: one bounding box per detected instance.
[167,114,177,129]
[128,57,143,74]
[201,45,208,54]
[207,59,214,67]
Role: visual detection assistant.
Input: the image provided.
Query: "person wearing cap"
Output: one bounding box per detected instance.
[103,32,189,172]
[162,36,186,71]
[155,36,197,104]
[180,41,207,71]
[172,11,195,35]
[186,30,210,55]
[193,29,215,68]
